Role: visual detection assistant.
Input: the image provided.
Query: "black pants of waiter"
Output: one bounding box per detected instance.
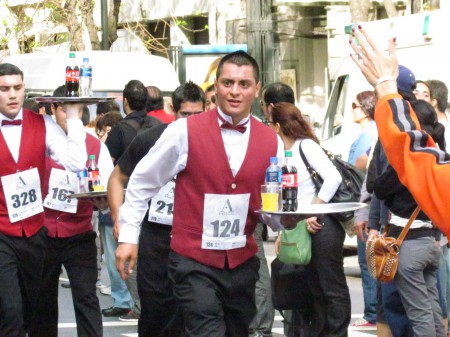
[0,227,47,337]
[168,250,260,337]
[33,231,102,337]
[137,222,183,337]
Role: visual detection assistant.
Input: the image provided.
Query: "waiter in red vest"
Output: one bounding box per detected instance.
[115,51,287,337]
[0,63,87,336]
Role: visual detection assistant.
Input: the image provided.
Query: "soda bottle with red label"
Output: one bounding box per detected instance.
[87,154,100,192]
[65,52,79,97]
[282,150,298,212]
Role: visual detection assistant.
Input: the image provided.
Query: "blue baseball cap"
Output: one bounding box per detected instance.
[397,65,416,93]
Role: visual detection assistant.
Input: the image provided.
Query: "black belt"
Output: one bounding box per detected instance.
[388,224,434,240]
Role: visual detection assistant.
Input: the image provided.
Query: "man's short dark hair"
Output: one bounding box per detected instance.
[205,84,215,94]
[262,82,295,105]
[53,85,66,98]
[172,81,205,112]
[146,85,164,111]
[0,63,23,79]
[97,101,121,115]
[216,50,259,84]
[123,80,148,111]
[427,80,449,113]
[23,98,39,113]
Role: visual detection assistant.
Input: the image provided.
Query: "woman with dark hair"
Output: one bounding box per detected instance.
[96,111,123,143]
[348,90,377,170]
[371,98,447,337]
[268,102,350,337]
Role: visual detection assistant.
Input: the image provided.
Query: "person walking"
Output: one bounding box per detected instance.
[108,80,205,336]
[34,85,114,337]
[115,50,285,337]
[268,102,348,337]
[0,63,87,336]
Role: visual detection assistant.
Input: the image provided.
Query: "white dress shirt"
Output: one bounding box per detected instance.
[0,109,87,171]
[119,109,284,244]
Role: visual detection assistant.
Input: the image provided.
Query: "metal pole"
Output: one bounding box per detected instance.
[246,0,278,117]
[101,0,109,50]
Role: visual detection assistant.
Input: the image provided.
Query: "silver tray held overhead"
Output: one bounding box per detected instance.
[35,96,116,105]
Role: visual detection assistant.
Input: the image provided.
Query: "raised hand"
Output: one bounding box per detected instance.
[349,25,399,98]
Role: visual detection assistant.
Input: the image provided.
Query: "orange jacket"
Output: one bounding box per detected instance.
[375,94,450,237]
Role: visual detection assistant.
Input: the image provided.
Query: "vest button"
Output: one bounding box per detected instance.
[231,183,236,189]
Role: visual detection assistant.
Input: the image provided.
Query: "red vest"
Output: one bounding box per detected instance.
[43,133,101,238]
[0,110,46,237]
[171,110,278,269]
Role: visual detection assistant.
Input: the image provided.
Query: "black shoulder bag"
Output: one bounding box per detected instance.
[299,140,365,236]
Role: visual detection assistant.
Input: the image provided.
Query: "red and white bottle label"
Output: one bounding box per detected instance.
[282,174,298,188]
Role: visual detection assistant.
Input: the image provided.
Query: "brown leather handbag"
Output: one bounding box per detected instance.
[366,206,421,283]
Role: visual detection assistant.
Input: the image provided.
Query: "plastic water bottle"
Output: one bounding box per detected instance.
[80,57,92,97]
[265,157,282,185]
[282,150,298,212]
[65,52,79,97]
[77,169,89,193]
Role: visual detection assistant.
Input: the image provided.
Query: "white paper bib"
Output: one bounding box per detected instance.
[43,168,78,213]
[201,193,249,250]
[1,168,44,223]
[148,180,175,225]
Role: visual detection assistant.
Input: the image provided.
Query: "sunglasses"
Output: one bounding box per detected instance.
[352,102,363,110]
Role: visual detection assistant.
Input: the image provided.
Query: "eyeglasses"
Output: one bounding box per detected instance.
[179,111,203,118]
[263,119,275,126]
[352,102,363,110]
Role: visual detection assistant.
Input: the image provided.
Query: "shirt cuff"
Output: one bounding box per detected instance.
[118,224,141,244]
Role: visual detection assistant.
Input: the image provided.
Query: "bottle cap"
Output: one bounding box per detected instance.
[270,157,278,165]
[285,150,292,157]
[69,52,75,58]
[83,57,89,63]
[89,154,95,160]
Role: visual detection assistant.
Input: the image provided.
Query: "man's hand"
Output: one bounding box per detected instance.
[63,103,84,119]
[89,196,109,211]
[115,243,138,280]
[354,220,369,242]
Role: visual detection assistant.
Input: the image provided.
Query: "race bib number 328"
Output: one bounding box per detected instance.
[1,168,44,223]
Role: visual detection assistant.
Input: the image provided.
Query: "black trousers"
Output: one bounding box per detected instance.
[306,215,351,337]
[0,227,47,337]
[33,230,102,337]
[168,250,260,337]
[137,223,182,337]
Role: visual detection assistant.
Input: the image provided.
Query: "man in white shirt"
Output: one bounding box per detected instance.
[0,63,87,336]
[115,51,284,337]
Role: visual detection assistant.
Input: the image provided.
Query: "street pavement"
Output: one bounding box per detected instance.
[57,239,377,337]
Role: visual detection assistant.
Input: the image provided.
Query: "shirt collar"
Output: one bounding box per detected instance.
[216,107,250,126]
[0,109,23,123]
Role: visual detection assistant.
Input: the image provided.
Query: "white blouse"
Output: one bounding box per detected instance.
[289,138,342,205]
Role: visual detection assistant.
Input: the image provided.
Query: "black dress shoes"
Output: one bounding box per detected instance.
[102,306,130,317]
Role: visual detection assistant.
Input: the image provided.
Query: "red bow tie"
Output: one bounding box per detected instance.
[217,113,248,134]
[2,119,22,126]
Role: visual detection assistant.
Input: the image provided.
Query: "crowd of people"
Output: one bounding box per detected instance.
[1,26,450,337]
